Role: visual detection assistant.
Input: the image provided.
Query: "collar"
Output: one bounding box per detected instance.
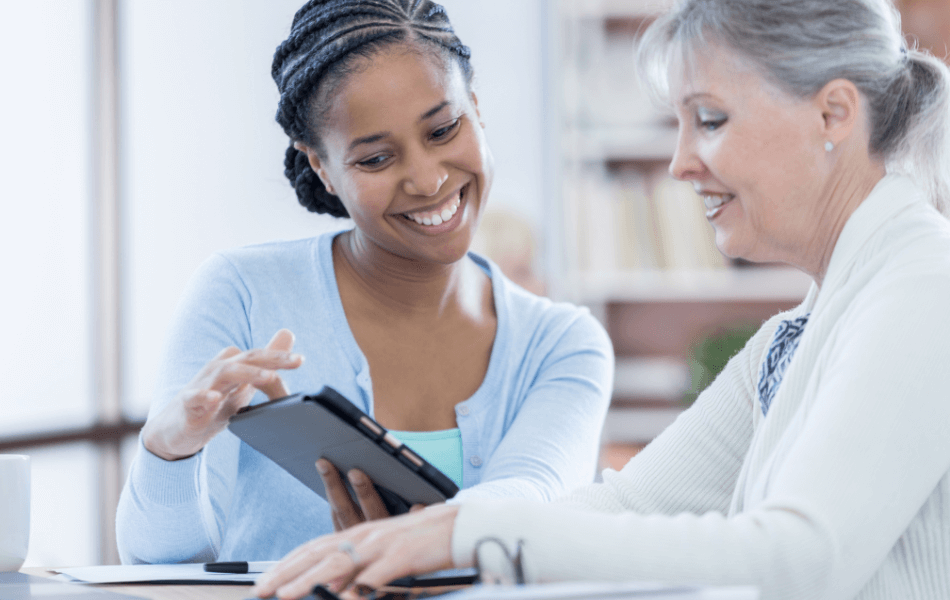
[818,173,924,296]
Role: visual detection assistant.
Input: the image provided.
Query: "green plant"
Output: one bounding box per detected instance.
[684,324,759,405]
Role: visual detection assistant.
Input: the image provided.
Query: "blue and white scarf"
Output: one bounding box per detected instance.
[757,314,810,416]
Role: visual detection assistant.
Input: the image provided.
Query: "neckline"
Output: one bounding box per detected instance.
[387,428,461,440]
[812,174,923,310]
[315,229,507,417]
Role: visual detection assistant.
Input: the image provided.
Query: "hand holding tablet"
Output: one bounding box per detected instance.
[227,386,459,516]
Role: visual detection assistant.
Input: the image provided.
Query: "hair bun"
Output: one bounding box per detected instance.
[283,144,349,217]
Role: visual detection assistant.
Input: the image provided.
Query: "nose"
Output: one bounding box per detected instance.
[402,148,449,197]
[668,128,705,182]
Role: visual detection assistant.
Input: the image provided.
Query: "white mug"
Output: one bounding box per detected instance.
[0,455,30,572]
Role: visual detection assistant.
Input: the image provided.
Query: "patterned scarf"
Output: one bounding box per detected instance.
[757,314,810,416]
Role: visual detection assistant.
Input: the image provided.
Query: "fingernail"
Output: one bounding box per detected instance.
[316,460,329,475]
[348,470,365,485]
[289,353,304,362]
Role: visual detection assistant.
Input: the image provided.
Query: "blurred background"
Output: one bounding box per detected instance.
[2,0,947,568]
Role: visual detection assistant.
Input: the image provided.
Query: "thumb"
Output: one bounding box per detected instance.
[266,328,296,353]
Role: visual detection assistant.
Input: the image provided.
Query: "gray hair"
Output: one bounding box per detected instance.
[637,0,950,216]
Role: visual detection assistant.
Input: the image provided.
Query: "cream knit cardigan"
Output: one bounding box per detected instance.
[452,174,950,600]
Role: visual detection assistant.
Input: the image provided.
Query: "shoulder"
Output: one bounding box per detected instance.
[470,252,611,356]
[211,235,326,276]
[854,201,950,304]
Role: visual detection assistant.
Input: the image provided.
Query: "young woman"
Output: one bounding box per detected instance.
[115,0,612,564]
[253,1,950,599]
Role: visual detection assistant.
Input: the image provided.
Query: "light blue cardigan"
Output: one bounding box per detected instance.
[116,229,613,564]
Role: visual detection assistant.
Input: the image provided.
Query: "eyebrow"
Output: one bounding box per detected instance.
[680,92,715,106]
[347,101,452,152]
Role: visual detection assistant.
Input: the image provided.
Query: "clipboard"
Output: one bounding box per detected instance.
[227,386,459,514]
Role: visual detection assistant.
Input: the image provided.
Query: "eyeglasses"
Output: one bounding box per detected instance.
[473,537,526,586]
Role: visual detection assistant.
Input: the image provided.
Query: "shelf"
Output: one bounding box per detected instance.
[613,356,689,400]
[602,406,683,445]
[566,267,813,304]
[568,0,671,20]
[568,124,677,162]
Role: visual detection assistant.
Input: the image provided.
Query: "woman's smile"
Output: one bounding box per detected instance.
[397,182,468,233]
[701,192,735,219]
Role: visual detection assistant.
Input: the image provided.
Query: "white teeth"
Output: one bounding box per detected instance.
[702,194,733,209]
[403,192,464,227]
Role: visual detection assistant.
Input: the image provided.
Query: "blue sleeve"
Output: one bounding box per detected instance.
[116,254,251,564]
[454,310,614,502]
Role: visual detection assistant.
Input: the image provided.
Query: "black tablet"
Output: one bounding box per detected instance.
[227,386,459,515]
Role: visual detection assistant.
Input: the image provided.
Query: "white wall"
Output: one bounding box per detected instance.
[121,0,347,417]
[0,1,93,436]
[440,0,548,228]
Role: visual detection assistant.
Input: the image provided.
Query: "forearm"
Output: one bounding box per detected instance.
[115,438,224,564]
[559,321,767,515]
[455,314,613,503]
[451,499,835,600]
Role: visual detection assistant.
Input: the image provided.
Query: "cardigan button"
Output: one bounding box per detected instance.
[456,405,470,416]
[470,455,482,467]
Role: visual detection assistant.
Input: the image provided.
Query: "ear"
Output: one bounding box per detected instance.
[814,78,861,147]
[293,141,336,195]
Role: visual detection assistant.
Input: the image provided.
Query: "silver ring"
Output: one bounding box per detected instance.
[337,541,362,566]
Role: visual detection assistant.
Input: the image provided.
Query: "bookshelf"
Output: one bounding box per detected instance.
[544,0,810,463]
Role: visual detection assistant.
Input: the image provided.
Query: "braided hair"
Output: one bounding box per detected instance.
[272,0,474,217]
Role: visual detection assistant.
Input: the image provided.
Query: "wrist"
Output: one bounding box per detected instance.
[141,423,200,462]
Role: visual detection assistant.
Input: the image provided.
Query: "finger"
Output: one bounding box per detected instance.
[222,383,256,412]
[275,553,361,600]
[351,529,454,592]
[205,362,282,395]
[267,328,296,352]
[213,345,243,360]
[348,470,390,521]
[256,373,291,401]
[254,536,348,598]
[351,552,416,595]
[317,460,365,530]
[224,347,304,371]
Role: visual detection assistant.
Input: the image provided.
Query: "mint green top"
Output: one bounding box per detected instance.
[389,428,463,489]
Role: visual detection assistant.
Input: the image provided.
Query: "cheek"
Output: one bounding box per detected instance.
[450,126,492,183]
[338,175,395,220]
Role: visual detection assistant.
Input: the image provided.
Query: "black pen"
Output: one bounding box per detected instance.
[203,560,277,574]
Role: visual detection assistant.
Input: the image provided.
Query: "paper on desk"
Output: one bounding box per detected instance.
[437,581,759,600]
[51,564,270,584]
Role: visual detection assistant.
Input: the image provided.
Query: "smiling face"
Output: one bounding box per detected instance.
[304,46,492,266]
[667,45,834,266]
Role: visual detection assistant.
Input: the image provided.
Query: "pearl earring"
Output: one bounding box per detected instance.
[825,141,834,152]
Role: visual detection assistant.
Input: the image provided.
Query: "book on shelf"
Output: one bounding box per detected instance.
[571,168,725,274]
[652,176,726,270]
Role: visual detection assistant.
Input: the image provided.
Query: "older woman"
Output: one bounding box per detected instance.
[252,1,950,599]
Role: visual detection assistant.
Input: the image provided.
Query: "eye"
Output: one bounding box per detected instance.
[696,108,726,132]
[699,116,727,131]
[431,117,461,140]
[357,154,392,168]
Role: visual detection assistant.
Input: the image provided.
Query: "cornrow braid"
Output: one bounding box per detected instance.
[272,0,473,217]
